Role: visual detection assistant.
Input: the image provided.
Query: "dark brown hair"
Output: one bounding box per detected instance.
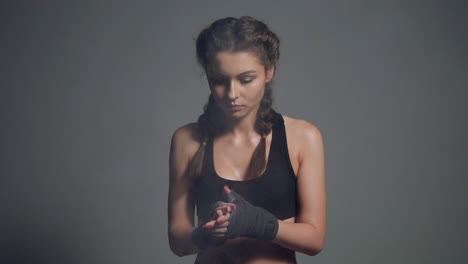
[190,16,280,179]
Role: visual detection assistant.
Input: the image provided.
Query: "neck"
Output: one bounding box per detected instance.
[223,108,259,140]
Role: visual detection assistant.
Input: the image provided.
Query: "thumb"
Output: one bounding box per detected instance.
[223,185,243,203]
[222,185,235,203]
[223,185,231,195]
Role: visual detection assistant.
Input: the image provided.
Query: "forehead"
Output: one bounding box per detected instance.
[210,51,263,76]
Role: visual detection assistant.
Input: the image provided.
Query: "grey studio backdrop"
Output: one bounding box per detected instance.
[1,1,467,264]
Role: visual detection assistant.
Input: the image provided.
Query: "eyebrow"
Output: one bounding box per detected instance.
[210,70,257,77]
[238,70,257,76]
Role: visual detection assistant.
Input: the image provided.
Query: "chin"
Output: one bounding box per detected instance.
[225,112,244,119]
[229,109,257,122]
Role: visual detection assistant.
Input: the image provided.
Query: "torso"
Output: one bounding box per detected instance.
[191,113,302,264]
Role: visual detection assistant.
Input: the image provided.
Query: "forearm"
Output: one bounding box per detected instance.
[273,220,325,256]
[168,226,199,257]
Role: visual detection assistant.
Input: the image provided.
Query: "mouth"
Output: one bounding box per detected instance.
[229,104,244,111]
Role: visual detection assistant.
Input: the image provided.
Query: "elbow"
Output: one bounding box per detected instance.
[305,227,326,256]
[169,238,194,257]
[168,233,191,257]
[169,241,191,257]
[303,238,326,256]
[304,245,324,256]
[170,247,187,257]
[171,249,189,257]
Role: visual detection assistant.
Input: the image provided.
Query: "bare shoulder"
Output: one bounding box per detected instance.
[282,114,322,140]
[281,114,324,163]
[170,122,203,162]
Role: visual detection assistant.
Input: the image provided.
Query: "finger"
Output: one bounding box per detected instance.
[216,212,231,224]
[212,218,229,228]
[216,203,236,210]
[216,220,229,228]
[205,226,228,234]
[219,204,235,214]
[227,203,235,212]
[215,214,226,224]
[203,220,217,229]
[215,202,231,211]
[219,203,234,213]
[210,210,225,220]
[210,204,233,218]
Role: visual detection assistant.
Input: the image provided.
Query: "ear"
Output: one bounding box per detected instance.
[265,65,275,83]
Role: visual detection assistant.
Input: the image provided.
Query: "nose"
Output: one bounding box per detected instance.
[227,80,239,101]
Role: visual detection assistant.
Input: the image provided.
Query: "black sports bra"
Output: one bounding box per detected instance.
[192,111,298,221]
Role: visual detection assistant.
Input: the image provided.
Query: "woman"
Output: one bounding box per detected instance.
[168,16,326,263]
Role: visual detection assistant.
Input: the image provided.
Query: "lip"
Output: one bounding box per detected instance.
[229,105,244,111]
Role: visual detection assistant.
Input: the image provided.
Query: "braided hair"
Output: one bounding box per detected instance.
[190,16,280,179]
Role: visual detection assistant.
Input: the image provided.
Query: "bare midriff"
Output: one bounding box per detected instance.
[195,217,297,264]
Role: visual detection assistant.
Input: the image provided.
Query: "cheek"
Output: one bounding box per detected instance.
[255,89,265,102]
[247,81,266,100]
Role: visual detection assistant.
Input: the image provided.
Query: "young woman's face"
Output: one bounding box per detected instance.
[207,51,274,120]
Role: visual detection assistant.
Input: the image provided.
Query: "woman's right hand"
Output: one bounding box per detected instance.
[191,202,236,250]
[202,202,236,238]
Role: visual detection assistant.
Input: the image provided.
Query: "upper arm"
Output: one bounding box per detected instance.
[295,121,327,242]
[168,125,198,233]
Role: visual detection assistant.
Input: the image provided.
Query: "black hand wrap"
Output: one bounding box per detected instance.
[191,226,225,250]
[191,201,231,250]
[224,189,279,240]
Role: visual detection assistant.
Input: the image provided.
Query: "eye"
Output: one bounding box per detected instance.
[240,78,254,84]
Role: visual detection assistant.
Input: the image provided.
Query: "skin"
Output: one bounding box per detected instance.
[168,51,327,263]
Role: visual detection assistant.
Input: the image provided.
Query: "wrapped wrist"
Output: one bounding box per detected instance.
[251,206,279,240]
[224,189,279,241]
[191,227,225,250]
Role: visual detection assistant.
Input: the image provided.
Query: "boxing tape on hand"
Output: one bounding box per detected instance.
[223,188,279,241]
[191,226,225,250]
[191,201,233,250]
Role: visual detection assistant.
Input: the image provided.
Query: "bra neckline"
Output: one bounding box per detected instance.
[210,126,276,184]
